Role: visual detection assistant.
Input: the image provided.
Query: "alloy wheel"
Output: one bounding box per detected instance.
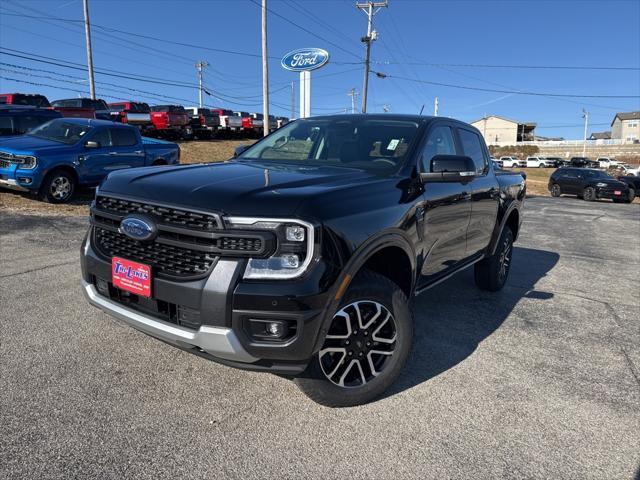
[319,301,397,388]
[50,176,72,200]
[498,236,512,283]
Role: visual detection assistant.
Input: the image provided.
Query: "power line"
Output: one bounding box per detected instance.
[372,72,640,99]
[245,0,362,60]
[373,60,640,71]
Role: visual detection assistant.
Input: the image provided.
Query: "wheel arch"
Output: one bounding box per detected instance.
[488,204,521,256]
[312,231,417,354]
[41,164,79,188]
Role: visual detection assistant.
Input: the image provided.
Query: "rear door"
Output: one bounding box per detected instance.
[107,127,145,169]
[457,127,500,256]
[560,169,580,194]
[417,122,472,281]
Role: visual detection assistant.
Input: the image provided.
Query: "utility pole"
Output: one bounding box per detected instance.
[356,1,387,113]
[195,61,209,108]
[82,0,96,99]
[290,81,295,120]
[582,109,589,156]
[434,97,439,116]
[348,88,359,114]
[261,0,270,136]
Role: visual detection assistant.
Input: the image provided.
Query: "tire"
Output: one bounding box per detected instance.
[551,183,562,197]
[538,164,544,168]
[474,226,514,292]
[583,186,596,202]
[625,188,635,203]
[38,169,75,203]
[295,270,413,407]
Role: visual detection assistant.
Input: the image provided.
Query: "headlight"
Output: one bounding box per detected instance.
[16,155,37,170]
[224,217,316,280]
[596,182,608,187]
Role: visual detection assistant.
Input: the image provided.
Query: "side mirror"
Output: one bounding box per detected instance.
[85,140,100,149]
[233,144,249,158]
[420,155,476,183]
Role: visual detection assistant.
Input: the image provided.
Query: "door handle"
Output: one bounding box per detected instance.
[134,150,143,154]
[108,152,118,155]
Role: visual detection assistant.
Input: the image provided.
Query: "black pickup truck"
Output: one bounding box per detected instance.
[81,114,525,407]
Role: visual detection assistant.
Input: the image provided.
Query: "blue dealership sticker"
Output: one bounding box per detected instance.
[281,48,330,72]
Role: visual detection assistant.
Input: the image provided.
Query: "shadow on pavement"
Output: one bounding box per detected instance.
[383,246,560,398]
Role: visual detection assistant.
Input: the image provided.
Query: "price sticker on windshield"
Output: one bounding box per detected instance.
[387,139,400,151]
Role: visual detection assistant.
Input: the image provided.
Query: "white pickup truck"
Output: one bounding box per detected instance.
[526,156,555,168]
[210,108,242,136]
[500,156,526,168]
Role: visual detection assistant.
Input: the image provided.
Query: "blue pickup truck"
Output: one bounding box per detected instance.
[0,118,180,203]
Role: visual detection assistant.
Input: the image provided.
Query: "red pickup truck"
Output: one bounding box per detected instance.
[149,105,191,139]
[0,93,51,108]
[50,98,111,120]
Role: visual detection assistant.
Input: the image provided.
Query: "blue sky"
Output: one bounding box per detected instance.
[1,0,639,139]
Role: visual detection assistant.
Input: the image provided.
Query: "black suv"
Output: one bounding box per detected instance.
[81,114,525,406]
[549,167,632,203]
[570,157,599,168]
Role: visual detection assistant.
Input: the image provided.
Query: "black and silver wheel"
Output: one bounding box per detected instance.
[295,270,413,407]
[551,183,562,197]
[474,226,514,292]
[625,188,635,203]
[39,170,75,203]
[583,186,596,202]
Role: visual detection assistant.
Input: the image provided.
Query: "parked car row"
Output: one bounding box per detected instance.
[495,154,639,175]
[0,92,289,140]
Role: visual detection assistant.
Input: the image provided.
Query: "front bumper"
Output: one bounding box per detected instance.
[596,187,629,200]
[81,232,332,375]
[82,279,257,363]
[0,177,30,192]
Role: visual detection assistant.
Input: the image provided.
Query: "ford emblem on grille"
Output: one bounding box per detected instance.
[120,215,157,242]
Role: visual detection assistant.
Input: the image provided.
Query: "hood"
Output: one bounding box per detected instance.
[98,160,389,217]
[0,135,70,154]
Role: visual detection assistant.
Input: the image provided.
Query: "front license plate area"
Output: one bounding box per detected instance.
[614,190,622,196]
[112,257,152,298]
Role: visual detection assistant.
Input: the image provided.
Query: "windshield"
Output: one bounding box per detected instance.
[27,120,93,144]
[238,118,420,173]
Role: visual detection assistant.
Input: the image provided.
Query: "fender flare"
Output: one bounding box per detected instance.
[310,230,417,353]
[488,202,521,256]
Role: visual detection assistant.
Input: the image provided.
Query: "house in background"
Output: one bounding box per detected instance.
[471,115,536,145]
[611,112,640,143]
[589,131,611,140]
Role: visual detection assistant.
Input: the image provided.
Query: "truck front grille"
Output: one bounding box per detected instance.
[91,195,275,281]
[95,227,217,278]
[96,195,221,231]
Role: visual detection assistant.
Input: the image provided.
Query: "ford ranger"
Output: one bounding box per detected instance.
[0,118,180,203]
[80,114,525,407]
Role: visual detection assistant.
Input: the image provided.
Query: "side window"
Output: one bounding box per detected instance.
[16,116,46,134]
[420,125,456,171]
[91,129,112,147]
[458,129,487,174]
[0,116,14,135]
[111,128,138,146]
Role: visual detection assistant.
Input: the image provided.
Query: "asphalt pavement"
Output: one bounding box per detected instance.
[1,196,639,479]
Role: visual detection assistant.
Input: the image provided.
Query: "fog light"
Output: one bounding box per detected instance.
[266,321,285,337]
[286,225,305,242]
[281,254,299,269]
[18,177,32,184]
[95,277,109,296]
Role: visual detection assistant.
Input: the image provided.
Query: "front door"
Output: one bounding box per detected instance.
[79,128,113,184]
[417,124,472,283]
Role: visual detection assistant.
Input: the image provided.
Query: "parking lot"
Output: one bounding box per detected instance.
[1,195,639,479]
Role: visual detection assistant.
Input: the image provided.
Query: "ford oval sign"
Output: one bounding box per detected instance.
[281,48,330,72]
[120,216,157,242]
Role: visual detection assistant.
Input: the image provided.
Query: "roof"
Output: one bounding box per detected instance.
[611,111,640,125]
[470,114,536,127]
[589,131,611,140]
[50,118,125,127]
